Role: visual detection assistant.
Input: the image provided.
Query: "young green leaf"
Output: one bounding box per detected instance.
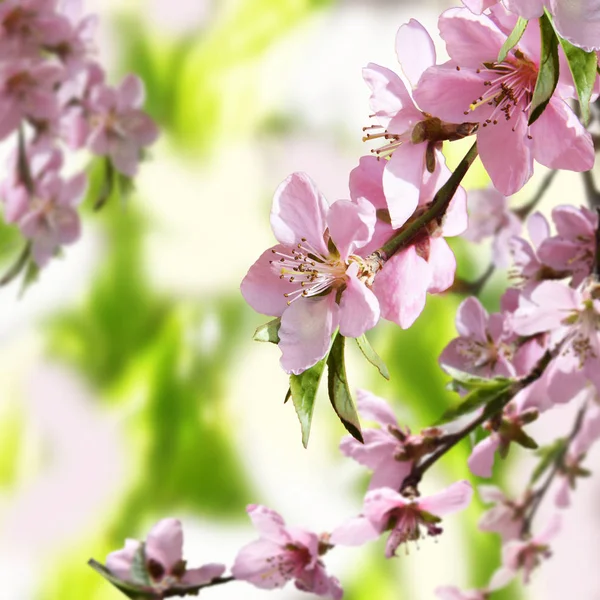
[290,357,327,448]
[87,560,154,599]
[436,383,512,425]
[530,438,566,484]
[328,335,363,443]
[556,37,597,124]
[528,11,559,125]
[443,365,512,391]
[131,543,152,587]
[253,318,281,344]
[498,17,528,63]
[355,335,390,380]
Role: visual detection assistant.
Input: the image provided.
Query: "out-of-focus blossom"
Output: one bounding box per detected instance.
[107,518,225,592]
[436,585,488,600]
[462,187,522,268]
[538,205,598,287]
[88,74,159,177]
[331,482,473,557]
[232,505,342,599]
[340,389,442,490]
[478,485,528,541]
[414,7,594,196]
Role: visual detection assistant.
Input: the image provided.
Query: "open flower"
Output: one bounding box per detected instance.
[106,518,225,593]
[232,505,342,599]
[331,481,472,557]
[241,172,382,374]
[414,6,594,196]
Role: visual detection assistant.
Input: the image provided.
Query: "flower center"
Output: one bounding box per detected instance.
[270,238,348,305]
[567,301,600,366]
[462,53,538,130]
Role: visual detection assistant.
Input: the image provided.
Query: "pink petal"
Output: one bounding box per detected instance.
[246,505,289,544]
[105,539,140,580]
[373,245,432,329]
[395,20,436,88]
[462,0,499,13]
[53,207,81,245]
[414,64,491,123]
[419,480,473,516]
[339,429,396,470]
[551,0,600,51]
[552,205,597,239]
[349,156,386,209]
[145,518,184,570]
[270,172,329,256]
[478,484,506,504]
[527,211,550,247]
[356,389,399,427]
[338,264,380,338]
[456,296,489,340]
[240,245,298,317]
[440,185,468,237]
[468,436,500,478]
[231,539,290,589]
[362,63,414,128]
[109,138,140,177]
[535,513,561,544]
[118,74,145,109]
[531,98,594,172]
[181,564,226,586]
[426,237,456,294]
[59,173,87,206]
[329,515,380,546]
[477,117,534,196]
[327,197,376,261]
[369,457,412,491]
[295,564,343,600]
[383,142,426,229]
[363,487,407,529]
[439,8,506,67]
[278,295,339,375]
[504,0,546,18]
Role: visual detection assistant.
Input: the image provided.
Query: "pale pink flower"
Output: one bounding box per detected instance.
[340,390,442,491]
[436,586,488,600]
[490,515,561,587]
[511,280,600,398]
[330,482,473,557]
[17,171,86,266]
[414,7,594,196]
[463,187,522,268]
[88,74,159,176]
[241,172,381,374]
[538,205,598,287]
[363,19,456,229]
[232,505,342,600]
[350,155,467,329]
[106,518,225,592]
[0,59,63,140]
[478,485,527,541]
[440,296,517,379]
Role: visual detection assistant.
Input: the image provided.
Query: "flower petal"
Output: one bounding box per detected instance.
[338,264,380,338]
[419,480,473,516]
[427,237,456,294]
[327,197,376,261]
[146,518,184,571]
[468,436,499,478]
[395,20,436,88]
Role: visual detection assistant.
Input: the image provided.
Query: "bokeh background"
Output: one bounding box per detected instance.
[0,0,599,599]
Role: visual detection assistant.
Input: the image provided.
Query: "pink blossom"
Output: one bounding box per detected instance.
[232,505,342,599]
[478,485,527,541]
[435,586,488,600]
[490,515,561,587]
[538,205,598,287]
[241,172,382,374]
[440,296,516,379]
[330,482,472,557]
[0,59,63,140]
[413,7,594,196]
[106,518,225,592]
[362,19,456,229]
[340,390,442,490]
[17,171,86,267]
[350,155,467,329]
[88,74,159,176]
[462,187,522,268]
[511,280,600,398]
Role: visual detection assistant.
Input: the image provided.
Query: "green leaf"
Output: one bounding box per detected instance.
[87,560,154,599]
[436,384,512,425]
[530,439,565,484]
[556,36,598,124]
[328,335,363,443]
[355,335,390,380]
[284,387,291,404]
[131,544,151,586]
[253,318,281,344]
[290,358,327,448]
[529,11,560,125]
[443,365,513,392]
[498,17,528,63]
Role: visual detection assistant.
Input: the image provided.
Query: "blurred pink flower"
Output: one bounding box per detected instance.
[232,505,342,599]
[107,518,225,591]
[478,485,527,541]
[331,481,473,557]
[88,74,159,176]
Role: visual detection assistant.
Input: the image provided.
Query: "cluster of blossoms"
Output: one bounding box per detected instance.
[90,0,600,598]
[0,0,158,271]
